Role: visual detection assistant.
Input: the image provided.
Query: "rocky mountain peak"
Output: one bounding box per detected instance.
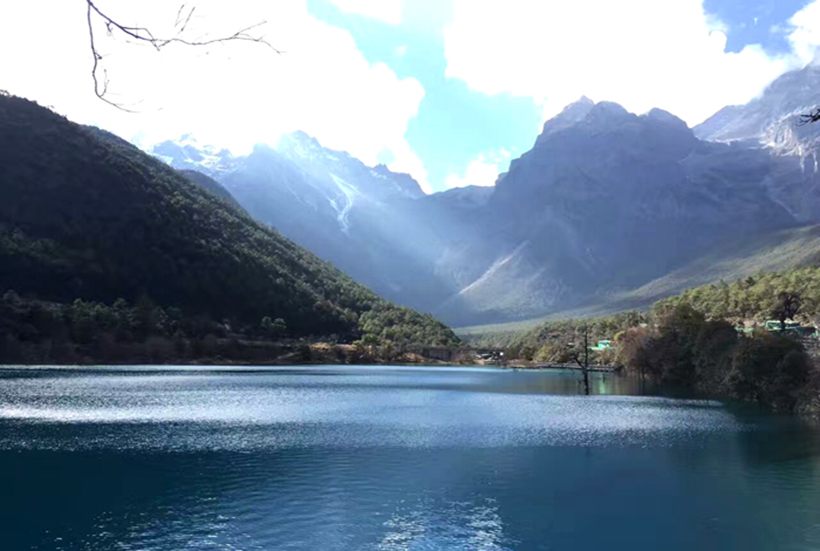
[694,61,820,148]
[537,96,596,142]
[584,101,634,126]
[534,99,695,154]
[372,164,426,198]
[642,108,689,130]
[535,99,642,148]
[277,131,325,159]
[151,135,236,174]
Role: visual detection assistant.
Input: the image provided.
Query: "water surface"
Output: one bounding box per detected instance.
[1,366,819,550]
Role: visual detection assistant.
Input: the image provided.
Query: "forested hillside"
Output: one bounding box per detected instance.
[0,93,458,360]
[470,267,820,356]
[466,269,820,412]
[652,268,820,324]
[178,169,244,211]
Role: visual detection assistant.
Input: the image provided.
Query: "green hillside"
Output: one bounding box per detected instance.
[0,94,458,351]
[468,263,820,359]
[458,225,820,337]
[177,169,244,211]
[652,267,820,323]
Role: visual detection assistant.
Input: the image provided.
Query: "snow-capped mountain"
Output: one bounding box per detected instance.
[151,131,425,232]
[421,98,803,325]
[694,62,820,153]
[694,62,820,222]
[147,132,458,312]
[152,134,238,175]
[145,90,820,328]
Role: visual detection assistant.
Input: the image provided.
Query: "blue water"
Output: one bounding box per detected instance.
[1,366,819,550]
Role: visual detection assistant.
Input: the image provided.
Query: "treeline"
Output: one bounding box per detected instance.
[467,269,820,412]
[469,267,820,355]
[472,268,820,362]
[653,267,820,323]
[467,311,648,363]
[619,305,814,412]
[0,290,460,365]
[0,94,459,355]
[1,290,263,365]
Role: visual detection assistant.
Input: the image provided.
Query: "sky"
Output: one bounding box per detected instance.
[2,0,820,193]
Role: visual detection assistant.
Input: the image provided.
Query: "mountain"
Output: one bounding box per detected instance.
[694,63,820,221]
[145,91,820,330]
[426,99,806,325]
[694,62,820,151]
[150,131,461,312]
[151,133,238,174]
[0,94,458,347]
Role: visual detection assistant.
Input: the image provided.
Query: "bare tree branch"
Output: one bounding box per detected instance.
[87,1,135,111]
[799,108,820,125]
[85,0,280,110]
[177,5,196,35]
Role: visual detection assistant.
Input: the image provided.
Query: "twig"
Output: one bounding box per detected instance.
[85,0,280,110]
[798,108,820,126]
[87,1,136,111]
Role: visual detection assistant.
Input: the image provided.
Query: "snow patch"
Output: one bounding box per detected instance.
[458,241,529,295]
[329,174,360,233]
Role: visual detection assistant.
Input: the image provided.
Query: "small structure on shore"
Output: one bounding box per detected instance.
[589,340,613,351]
[734,321,817,338]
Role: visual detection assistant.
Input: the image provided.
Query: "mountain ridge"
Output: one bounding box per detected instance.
[138,68,820,329]
[0,93,458,347]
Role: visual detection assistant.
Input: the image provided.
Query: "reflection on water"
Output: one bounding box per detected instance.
[378,496,509,550]
[1,366,820,550]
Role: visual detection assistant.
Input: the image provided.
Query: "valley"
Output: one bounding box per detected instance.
[5,58,820,365]
[144,62,820,331]
[8,3,820,550]
[0,94,458,365]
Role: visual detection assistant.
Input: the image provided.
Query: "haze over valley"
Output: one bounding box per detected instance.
[143,60,820,328]
[10,3,820,551]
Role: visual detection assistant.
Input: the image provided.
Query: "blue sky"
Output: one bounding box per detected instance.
[704,0,809,53]
[3,0,820,193]
[304,0,815,192]
[306,0,542,191]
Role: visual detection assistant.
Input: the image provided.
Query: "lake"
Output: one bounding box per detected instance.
[1,366,819,550]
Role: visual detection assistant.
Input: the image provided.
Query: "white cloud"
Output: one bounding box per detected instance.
[444,0,820,126]
[0,0,426,188]
[387,140,433,193]
[445,150,511,188]
[790,1,820,62]
[327,0,402,25]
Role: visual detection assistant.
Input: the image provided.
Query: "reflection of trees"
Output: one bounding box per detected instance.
[658,405,820,550]
[485,370,654,397]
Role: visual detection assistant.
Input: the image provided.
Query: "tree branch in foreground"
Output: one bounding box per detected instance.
[798,108,820,125]
[85,0,281,110]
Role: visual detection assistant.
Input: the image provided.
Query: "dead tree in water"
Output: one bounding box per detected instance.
[569,325,591,396]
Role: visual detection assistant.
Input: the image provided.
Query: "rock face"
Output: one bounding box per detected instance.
[694,63,820,149]
[430,99,799,325]
[694,63,820,222]
[149,91,820,327]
